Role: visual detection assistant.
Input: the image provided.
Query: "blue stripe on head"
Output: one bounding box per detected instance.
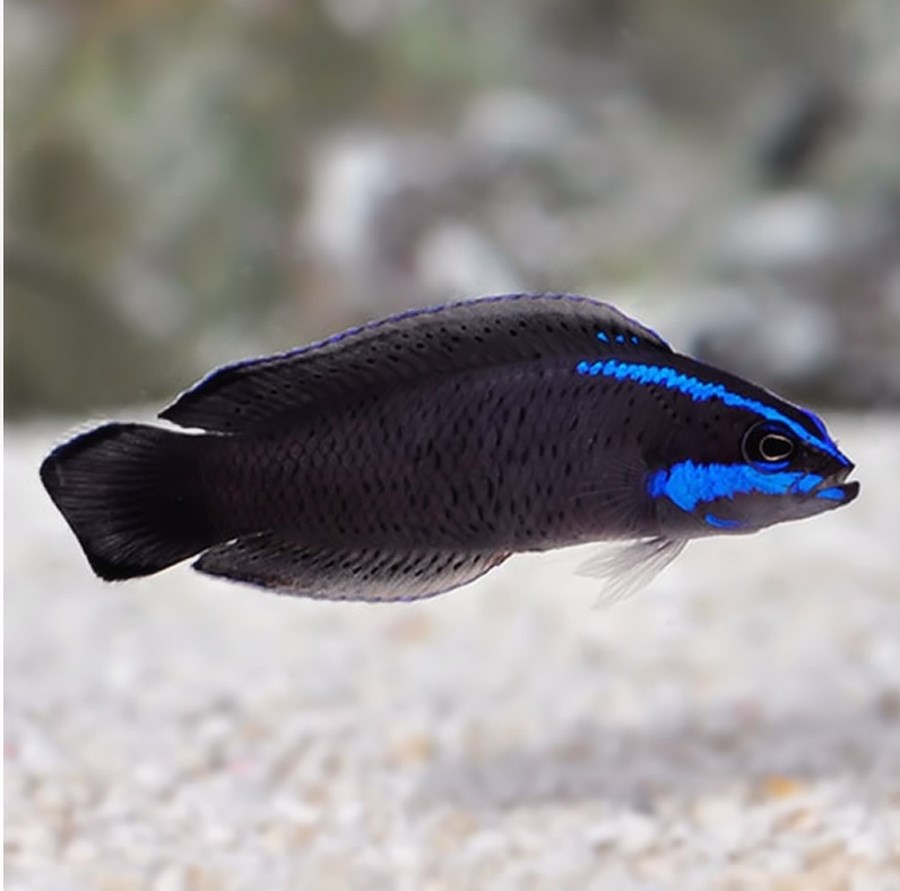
[801,408,830,440]
[575,358,847,464]
[647,461,824,512]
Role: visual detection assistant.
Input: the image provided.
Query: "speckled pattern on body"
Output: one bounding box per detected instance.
[39,295,857,602]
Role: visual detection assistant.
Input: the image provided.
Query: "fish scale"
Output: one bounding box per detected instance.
[40,293,858,602]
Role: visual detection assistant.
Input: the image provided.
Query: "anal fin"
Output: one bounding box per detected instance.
[194,533,510,602]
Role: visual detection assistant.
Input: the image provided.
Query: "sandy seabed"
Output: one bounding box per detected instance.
[5,415,900,891]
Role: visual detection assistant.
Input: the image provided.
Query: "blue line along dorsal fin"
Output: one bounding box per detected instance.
[160,293,671,434]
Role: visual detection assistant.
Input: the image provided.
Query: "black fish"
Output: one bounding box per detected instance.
[40,294,859,603]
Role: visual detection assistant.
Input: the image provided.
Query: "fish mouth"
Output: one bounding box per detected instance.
[810,465,860,505]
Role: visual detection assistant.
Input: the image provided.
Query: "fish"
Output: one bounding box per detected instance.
[40,293,859,604]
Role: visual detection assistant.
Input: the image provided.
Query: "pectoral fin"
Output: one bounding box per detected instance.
[578,537,687,607]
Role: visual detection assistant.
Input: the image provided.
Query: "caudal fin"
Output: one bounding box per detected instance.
[40,423,219,581]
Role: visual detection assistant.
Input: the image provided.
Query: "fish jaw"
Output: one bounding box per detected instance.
[649,461,860,536]
[805,465,860,508]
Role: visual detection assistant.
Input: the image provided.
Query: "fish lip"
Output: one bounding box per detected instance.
[823,479,861,503]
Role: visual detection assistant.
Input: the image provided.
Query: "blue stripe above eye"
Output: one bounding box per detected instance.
[575,358,846,464]
[801,409,829,439]
[647,461,824,512]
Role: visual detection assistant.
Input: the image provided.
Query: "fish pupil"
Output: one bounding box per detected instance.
[742,421,796,469]
[760,433,793,462]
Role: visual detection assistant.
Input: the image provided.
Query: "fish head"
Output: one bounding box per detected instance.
[647,385,859,537]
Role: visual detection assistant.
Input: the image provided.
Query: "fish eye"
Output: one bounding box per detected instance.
[742,422,796,469]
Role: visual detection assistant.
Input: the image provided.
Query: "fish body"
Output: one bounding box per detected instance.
[40,294,858,602]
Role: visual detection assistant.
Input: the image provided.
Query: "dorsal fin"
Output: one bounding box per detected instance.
[160,293,671,434]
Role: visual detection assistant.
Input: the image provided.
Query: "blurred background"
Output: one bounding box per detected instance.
[6,0,900,418]
[7,5,900,887]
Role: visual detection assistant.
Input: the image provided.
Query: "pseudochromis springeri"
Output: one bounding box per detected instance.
[41,294,859,603]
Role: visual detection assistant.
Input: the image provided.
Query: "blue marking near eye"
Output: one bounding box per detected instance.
[704,513,743,529]
[753,458,790,472]
[815,486,846,501]
[615,334,626,343]
[596,332,609,343]
[647,461,824,512]
[631,336,640,345]
[576,358,847,464]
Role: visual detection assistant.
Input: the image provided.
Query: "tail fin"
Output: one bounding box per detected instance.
[40,423,219,581]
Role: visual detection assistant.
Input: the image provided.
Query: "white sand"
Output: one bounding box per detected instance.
[5,416,900,890]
